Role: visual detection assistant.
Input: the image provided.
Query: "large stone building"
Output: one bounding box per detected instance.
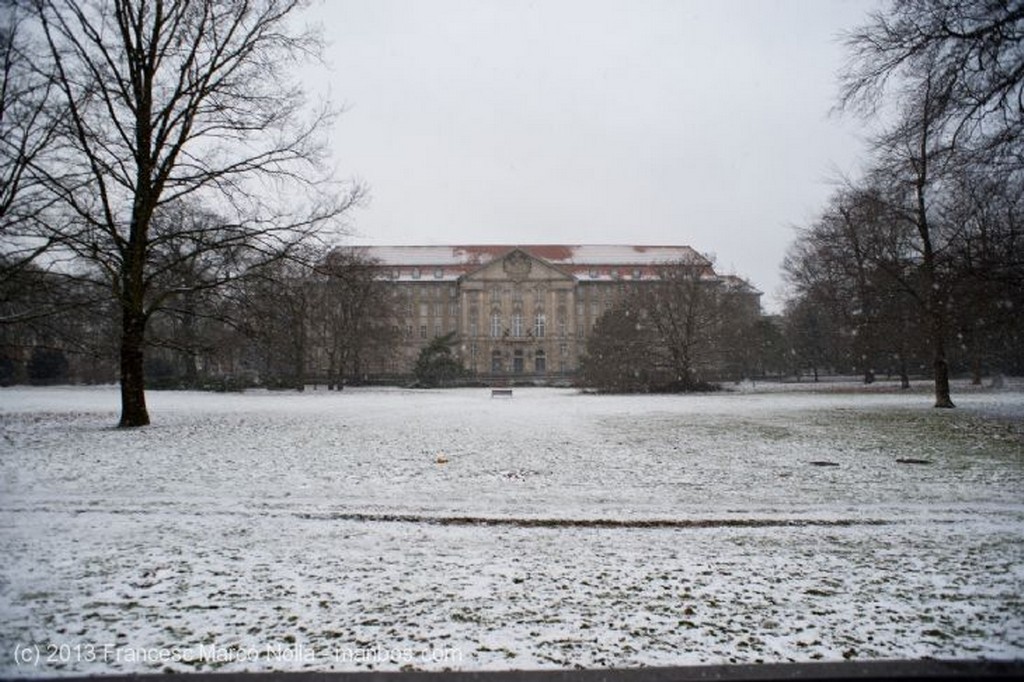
[356,245,760,382]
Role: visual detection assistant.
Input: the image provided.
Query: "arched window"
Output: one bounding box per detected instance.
[512,349,524,374]
[534,313,546,338]
[512,313,523,338]
[491,349,502,374]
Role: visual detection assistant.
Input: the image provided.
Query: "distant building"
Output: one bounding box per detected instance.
[355,245,760,382]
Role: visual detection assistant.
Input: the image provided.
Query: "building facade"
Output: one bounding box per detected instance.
[354,245,760,382]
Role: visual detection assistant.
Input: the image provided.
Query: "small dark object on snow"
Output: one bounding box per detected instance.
[897,458,932,465]
[809,461,840,467]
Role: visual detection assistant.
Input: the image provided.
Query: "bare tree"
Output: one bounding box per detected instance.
[840,0,1024,406]
[28,0,359,426]
[237,256,315,390]
[872,73,960,406]
[0,1,67,318]
[639,264,722,388]
[840,0,1024,168]
[580,262,759,392]
[944,161,1024,381]
[839,0,1024,403]
[782,179,934,389]
[313,248,397,389]
[783,295,840,382]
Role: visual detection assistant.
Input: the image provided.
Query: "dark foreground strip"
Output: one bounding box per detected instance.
[0,506,894,528]
[14,659,1023,682]
[295,512,891,530]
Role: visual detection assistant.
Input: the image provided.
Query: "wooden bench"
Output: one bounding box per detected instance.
[490,388,513,398]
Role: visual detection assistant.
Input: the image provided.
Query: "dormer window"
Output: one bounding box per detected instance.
[434,267,443,279]
[412,267,421,279]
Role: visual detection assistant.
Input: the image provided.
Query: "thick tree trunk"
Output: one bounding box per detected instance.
[118,308,150,427]
[118,198,152,426]
[922,241,954,406]
[933,355,954,407]
[929,307,955,408]
[911,101,954,410]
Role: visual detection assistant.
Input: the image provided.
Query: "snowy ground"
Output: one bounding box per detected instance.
[1,381,1022,676]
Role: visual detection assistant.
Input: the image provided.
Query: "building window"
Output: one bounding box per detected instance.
[419,324,427,339]
[469,320,478,337]
[589,268,598,279]
[512,313,523,338]
[434,322,442,337]
[535,350,546,374]
[491,313,502,338]
[420,303,428,318]
[434,267,443,279]
[534,313,545,338]
[513,349,524,374]
[633,268,642,280]
[491,350,502,373]
[412,267,421,279]
[558,319,566,338]
[405,324,413,338]
[560,342,568,357]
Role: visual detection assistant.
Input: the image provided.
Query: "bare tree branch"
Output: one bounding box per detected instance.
[26,0,359,426]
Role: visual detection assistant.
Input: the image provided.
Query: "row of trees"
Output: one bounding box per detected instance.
[1,0,360,425]
[782,169,1023,387]
[1,245,394,390]
[781,0,1023,407]
[579,266,763,392]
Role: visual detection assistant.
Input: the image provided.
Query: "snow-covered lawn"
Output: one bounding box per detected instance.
[1,382,1022,676]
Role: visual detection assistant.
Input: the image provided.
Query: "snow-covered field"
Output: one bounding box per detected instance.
[1,382,1022,676]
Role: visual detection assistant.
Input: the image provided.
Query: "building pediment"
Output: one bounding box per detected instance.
[461,248,575,283]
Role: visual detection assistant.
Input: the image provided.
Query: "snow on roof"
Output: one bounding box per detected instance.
[719,274,763,296]
[358,245,709,267]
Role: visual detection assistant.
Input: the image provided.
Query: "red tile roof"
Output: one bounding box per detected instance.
[357,244,708,267]
[346,245,759,291]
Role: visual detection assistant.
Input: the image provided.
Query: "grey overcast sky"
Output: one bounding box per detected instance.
[304,0,881,312]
